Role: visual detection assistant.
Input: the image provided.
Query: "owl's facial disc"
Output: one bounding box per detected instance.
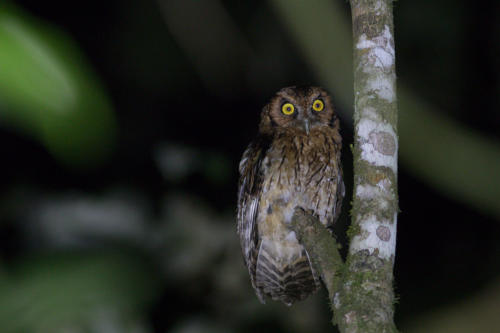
[260,86,336,136]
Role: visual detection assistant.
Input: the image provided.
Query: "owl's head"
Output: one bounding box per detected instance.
[259,86,338,135]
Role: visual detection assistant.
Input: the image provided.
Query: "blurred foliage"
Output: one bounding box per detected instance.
[399,89,500,219]
[0,251,159,333]
[155,144,231,185]
[404,278,500,333]
[0,3,116,168]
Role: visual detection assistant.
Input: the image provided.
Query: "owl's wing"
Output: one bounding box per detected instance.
[333,166,345,223]
[237,136,270,303]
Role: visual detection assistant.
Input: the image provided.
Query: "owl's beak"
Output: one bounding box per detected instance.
[302,119,310,135]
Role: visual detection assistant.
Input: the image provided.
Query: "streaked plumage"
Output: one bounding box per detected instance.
[237,86,344,305]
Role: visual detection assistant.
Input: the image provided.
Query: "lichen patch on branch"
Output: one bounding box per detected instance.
[366,75,395,102]
[349,213,397,260]
[356,182,392,211]
[357,118,398,172]
[355,22,396,104]
[356,25,395,70]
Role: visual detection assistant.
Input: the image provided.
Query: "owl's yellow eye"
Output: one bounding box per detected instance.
[281,103,295,115]
[312,99,324,112]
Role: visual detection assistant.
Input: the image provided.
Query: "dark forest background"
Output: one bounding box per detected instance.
[0,0,499,332]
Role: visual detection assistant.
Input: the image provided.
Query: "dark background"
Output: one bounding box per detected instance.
[0,0,499,332]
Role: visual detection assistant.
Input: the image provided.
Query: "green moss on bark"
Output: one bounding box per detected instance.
[335,250,397,332]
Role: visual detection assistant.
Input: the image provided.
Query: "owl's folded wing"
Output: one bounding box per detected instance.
[332,166,345,228]
[237,136,270,302]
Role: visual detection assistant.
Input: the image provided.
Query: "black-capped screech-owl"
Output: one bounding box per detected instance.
[237,86,344,306]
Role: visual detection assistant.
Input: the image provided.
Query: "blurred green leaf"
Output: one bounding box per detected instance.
[0,3,116,167]
[0,251,160,333]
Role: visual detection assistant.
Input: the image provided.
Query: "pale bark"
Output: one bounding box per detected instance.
[340,0,398,331]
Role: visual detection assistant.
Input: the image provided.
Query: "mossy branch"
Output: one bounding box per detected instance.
[290,208,343,302]
[290,209,397,332]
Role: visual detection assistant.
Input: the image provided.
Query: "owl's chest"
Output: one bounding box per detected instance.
[257,132,340,239]
[263,132,338,192]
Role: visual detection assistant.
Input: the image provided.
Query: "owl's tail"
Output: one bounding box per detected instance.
[254,238,319,305]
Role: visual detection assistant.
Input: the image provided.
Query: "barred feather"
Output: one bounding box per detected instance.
[255,239,318,305]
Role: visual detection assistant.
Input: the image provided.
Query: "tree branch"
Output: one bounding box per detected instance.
[290,208,343,303]
[339,0,399,331]
[291,208,397,332]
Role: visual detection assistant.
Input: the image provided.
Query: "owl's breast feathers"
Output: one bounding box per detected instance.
[238,126,344,305]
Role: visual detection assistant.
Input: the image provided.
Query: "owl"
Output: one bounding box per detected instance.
[237,86,344,306]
